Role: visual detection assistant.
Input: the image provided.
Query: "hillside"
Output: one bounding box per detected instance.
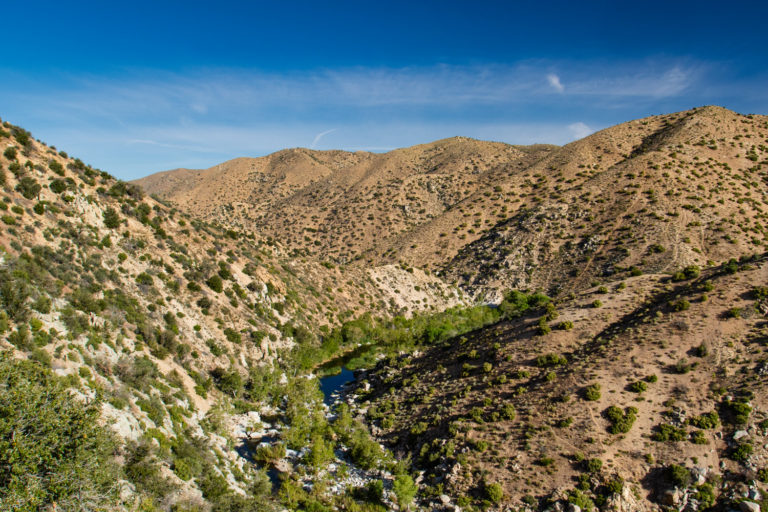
[4,105,768,512]
[134,139,556,267]
[137,107,768,301]
[0,119,467,510]
[356,256,768,511]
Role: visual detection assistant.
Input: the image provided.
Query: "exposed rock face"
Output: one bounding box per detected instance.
[605,487,653,512]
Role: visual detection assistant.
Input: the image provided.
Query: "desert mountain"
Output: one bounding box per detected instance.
[0,119,465,510]
[137,106,768,301]
[135,139,556,267]
[3,105,768,512]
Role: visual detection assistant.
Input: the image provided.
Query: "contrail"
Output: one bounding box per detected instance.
[310,129,336,149]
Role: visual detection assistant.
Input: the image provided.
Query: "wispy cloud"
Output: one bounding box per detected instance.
[310,129,336,149]
[547,73,564,93]
[568,122,593,139]
[0,58,757,179]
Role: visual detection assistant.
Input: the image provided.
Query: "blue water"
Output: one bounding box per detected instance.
[319,366,356,405]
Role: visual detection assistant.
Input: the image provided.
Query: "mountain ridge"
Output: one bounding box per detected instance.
[135,106,768,300]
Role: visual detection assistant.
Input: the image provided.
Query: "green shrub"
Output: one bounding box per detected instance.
[605,406,637,434]
[0,353,119,509]
[103,207,121,228]
[16,177,41,200]
[690,430,707,444]
[586,458,602,473]
[135,272,154,286]
[694,483,716,508]
[674,358,694,374]
[730,442,753,463]
[568,489,595,511]
[206,274,223,293]
[500,403,516,420]
[652,423,687,442]
[485,482,503,504]
[393,473,417,509]
[49,179,66,194]
[723,258,739,274]
[48,160,64,175]
[723,398,752,425]
[3,147,17,160]
[690,411,719,429]
[537,316,551,335]
[672,265,700,281]
[584,383,601,401]
[536,353,567,367]
[666,464,691,488]
[628,381,647,393]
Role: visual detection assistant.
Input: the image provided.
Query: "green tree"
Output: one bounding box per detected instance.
[393,473,417,509]
[103,207,121,229]
[49,179,67,194]
[16,177,41,200]
[0,353,119,510]
[207,274,224,293]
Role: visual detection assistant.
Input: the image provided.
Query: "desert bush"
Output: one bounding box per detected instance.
[16,176,41,199]
[723,258,739,274]
[605,405,637,434]
[666,464,691,488]
[206,274,223,293]
[103,207,121,228]
[723,397,752,425]
[586,458,602,473]
[484,481,504,504]
[672,265,700,281]
[652,423,687,442]
[584,383,601,401]
[536,353,567,367]
[689,411,719,429]
[730,442,753,462]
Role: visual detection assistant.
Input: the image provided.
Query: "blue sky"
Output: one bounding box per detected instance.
[1,0,766,180]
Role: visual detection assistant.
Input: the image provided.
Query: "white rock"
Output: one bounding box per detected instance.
[734,430,749,440]
[740,501,760,512]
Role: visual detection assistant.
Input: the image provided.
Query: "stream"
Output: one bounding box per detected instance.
[319,366,356,406]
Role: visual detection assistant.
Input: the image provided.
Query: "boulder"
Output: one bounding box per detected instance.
[740,501,760,512]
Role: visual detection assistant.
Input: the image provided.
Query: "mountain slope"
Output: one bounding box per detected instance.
[0,118,466,510]
[134,139,556,266]
[445,106,768,297]
[137,107,768,301]
[357,256,768,510]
